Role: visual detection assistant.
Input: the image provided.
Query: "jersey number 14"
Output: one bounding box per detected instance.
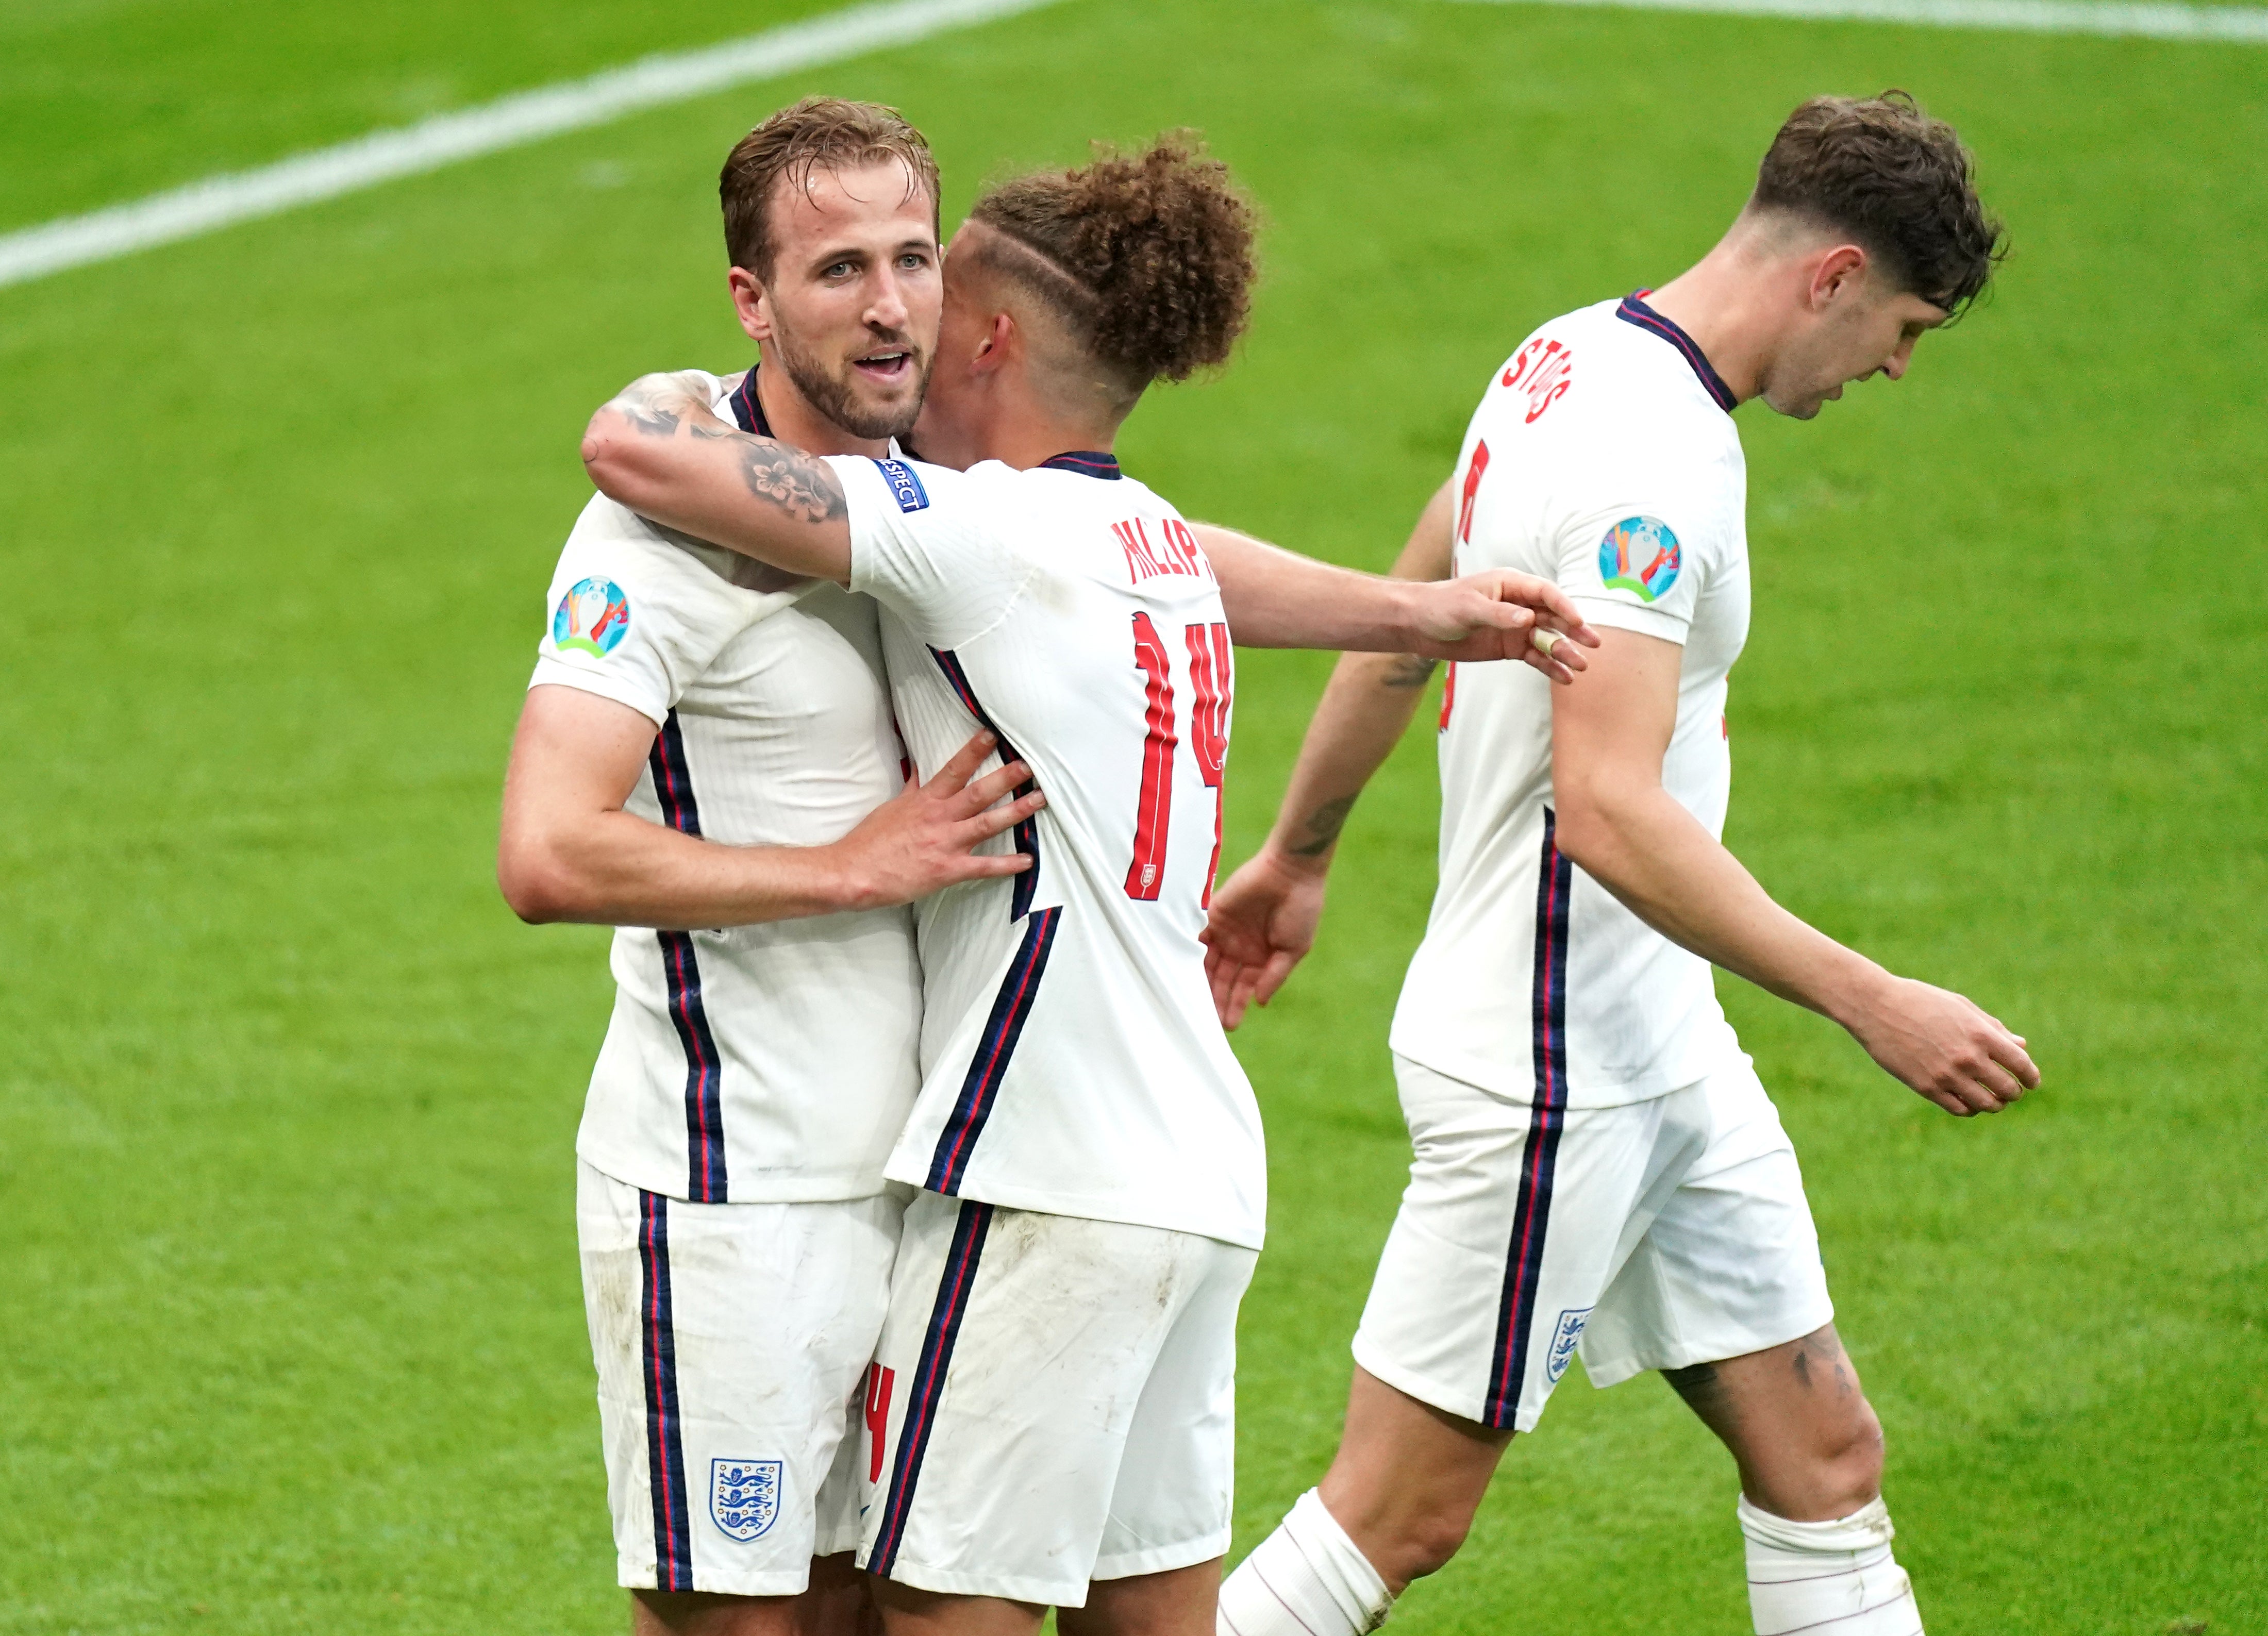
[1126,614,1232,907]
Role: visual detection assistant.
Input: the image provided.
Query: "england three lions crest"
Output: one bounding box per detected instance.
[1545,1307,1592,1384]
[711,1459,781,1541]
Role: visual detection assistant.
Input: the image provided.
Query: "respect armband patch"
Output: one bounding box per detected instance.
[874,458,929,512]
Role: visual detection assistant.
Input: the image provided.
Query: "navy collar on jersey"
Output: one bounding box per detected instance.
[1615,291,1738,414]
[729,365,775,437]
[1037,450,1122,480]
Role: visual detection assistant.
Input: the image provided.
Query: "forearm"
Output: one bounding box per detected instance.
[503,810,866,929]
[581,374,851,582]
[1558,790,1889,1026]
[1260,651,1439,872]
[1193,525,1435,652]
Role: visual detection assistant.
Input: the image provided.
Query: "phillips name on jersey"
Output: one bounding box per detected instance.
[828,449,1265,1251]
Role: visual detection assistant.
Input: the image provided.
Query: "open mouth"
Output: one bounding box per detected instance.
[853,349,914,385]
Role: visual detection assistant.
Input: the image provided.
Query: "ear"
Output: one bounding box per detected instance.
[968,309,1016,377]
[728,267,772,344]
[1808,244,1870,310]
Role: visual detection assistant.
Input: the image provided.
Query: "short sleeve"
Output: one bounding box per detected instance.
[1550,457,1736,645]
[528,494,766,726]
[831,456,1033,650]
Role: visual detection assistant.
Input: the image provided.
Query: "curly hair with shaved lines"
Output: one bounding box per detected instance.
[968,133,1257,397]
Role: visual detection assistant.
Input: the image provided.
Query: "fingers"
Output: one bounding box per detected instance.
[1488,572,1600,646]
[1522,628,1587,685]
[960,790,1047,842]
[958,758,1034,813]
[926,730,1000,796]
[1250,950,1300,1010]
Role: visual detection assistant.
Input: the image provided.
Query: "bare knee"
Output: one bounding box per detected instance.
[1318,1368,1512,1591]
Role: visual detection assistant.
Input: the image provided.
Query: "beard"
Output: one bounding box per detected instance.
[766,317,930,442]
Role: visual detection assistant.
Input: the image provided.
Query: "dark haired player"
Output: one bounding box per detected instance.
[498,98,1045,1636]
[1204,93,2034,1636]
[580,138,1594,1636]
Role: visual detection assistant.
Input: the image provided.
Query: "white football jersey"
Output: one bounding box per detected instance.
[531,371,922,1204]
[1391,295,1753,1109]
[826,448,1265,1250]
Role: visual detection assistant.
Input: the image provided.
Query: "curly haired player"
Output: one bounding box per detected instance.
[1204,93,2031,1636]
[578,136,1595,1636]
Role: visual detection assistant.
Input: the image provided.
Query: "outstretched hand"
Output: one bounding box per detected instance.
[832,731,1043,910]
[1200,850,1327,1029]
[1844,975,2039,1116]
[1407,569,1601,681]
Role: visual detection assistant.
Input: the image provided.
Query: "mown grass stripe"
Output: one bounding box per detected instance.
[1446,0,2268,40]
[0,0,1062,292]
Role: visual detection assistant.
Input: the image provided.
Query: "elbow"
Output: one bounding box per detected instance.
[580,409,642,506]
[1550,783,1617,874]
[496,838,579,925]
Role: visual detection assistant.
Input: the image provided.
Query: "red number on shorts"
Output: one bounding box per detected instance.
[1126,613,1178,900]
[1186,622,1232,907]
[864,1363,895,1483]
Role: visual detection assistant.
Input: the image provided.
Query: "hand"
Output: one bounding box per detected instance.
[1841,974,2039,1116]
[1200,849,1327,1029]
[1407,570,1600,681]
[831,731,1043,910]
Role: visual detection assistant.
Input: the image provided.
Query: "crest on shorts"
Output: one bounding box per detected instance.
[711,1458,781,1541]
[1545,1307,1593,1384]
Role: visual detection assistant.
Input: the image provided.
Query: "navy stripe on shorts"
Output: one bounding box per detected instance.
[1483,810,1575,1429]
[870,1199,995,1579]
[639,1191,695,1591]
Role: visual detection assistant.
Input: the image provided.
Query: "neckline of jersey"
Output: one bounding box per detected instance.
[730,365,775,437]
[1037,450,1122,479]
[1615,291,1738,414]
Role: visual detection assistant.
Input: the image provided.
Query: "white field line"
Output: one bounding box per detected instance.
[0,0,1063,291]
[1446,0,2268,39]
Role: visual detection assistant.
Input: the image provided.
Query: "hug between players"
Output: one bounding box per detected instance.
[499,89,2031,1636]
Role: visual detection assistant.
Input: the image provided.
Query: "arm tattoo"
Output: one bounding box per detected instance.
[1380,655,1439,690]
[732,437,846,526]
[1287,794,1357,858]
[611,375,693,438]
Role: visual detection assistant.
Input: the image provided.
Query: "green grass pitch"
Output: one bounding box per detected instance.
[2,1,2262,1631]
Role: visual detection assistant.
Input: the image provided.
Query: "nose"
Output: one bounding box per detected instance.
[868,266,909,333]
[1881,339,1915,382]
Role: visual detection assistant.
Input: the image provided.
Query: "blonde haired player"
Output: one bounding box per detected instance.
[1205,93,2034,1636]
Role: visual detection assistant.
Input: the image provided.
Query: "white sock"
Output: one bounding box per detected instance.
[1218,1489,1395,1636]
[1739,1495,1924,1635]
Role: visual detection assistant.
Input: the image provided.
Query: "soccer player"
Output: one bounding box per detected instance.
[578,138,1595,1636]
[497,99,1040,1636]
[1202,93,2035,1636]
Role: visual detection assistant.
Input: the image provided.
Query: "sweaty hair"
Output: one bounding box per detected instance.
[965,133,1257,403]
[1751,91,2006,319]
[719,96,941,279]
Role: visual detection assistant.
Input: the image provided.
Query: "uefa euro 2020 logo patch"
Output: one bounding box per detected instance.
[1598,516,1681,603]
[553,576,630,657]
[711,1458,781,1542]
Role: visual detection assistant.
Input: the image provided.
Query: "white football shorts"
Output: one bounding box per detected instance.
[859,1191,1256,1607]
[1353,1054,1833,1434]
[577,1160,906,1596]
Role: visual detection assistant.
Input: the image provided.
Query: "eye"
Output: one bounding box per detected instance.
[824,260,856,280]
